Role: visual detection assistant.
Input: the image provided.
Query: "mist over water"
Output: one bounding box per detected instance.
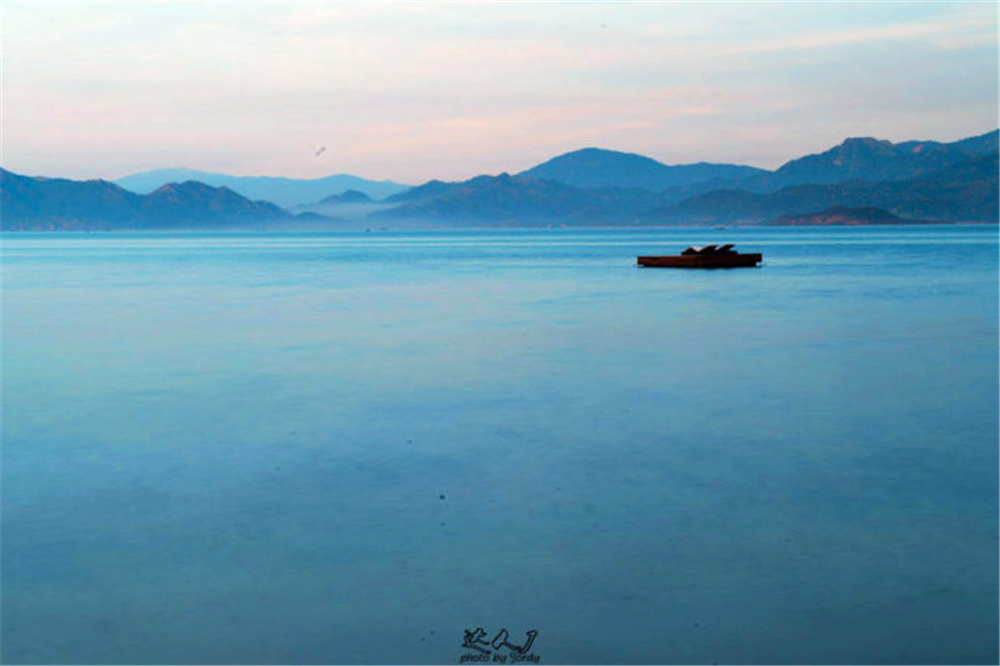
[3,226,998,664]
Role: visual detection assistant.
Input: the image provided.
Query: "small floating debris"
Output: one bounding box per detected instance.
[638,244,762,268]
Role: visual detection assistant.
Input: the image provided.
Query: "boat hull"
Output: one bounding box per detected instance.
[637,253,762,268]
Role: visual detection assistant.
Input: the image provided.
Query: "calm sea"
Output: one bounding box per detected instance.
[3,226,998,665]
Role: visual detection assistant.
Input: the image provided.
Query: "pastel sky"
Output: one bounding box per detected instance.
[3,1,997,183]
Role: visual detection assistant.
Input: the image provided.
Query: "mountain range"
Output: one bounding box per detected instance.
[518,147,769,191]
[366,131,997,226]
[371,173,661,226]
[656,150,999,225]
[0,171,290,230]
[113,168,410,207]
[744,134,998,191]
[3,130,997,229]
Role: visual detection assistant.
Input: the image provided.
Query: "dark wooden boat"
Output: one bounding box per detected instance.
[638,244,762,268]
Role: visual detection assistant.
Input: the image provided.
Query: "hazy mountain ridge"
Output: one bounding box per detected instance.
[368,130,997,226]
[651,151,999,225]
[114,168,410,207]
[5,130,997,229]
[771,206,939,226]
[369,149,997,226]
[511,131,998,195]
[369,173,661,226]
[367,132,997,225]
[317,189,373,205]
[945,129,1000,155]
[1,169,290,230]
[517,147,769,191]
[746,132,996,191]
[2,171,140,228]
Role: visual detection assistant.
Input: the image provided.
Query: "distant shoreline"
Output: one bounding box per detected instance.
[3,222,996,234]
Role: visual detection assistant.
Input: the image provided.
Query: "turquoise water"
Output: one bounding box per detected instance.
[3,226,998,664]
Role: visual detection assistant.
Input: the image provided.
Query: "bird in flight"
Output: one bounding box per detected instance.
[314,146,327,157]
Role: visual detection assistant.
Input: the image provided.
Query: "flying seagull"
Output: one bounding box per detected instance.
[314,146,327,157]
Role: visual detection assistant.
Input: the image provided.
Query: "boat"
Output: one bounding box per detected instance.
[637,244,762,268]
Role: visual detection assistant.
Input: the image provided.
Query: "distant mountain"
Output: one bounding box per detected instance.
[1,169,289,230]
[7,129,997,230]
[518,147,768,191]
[650,151,999,225]
[770,206,939,226]
[371,172,662,226]
[946,129,999,155]
[383,179,460,204]
[354,147,1000,227]
[742,132,996,192]
[140,181,288,224]
[288,188,402,222]
[316,189,373,205]
[114,168,410,207]
[2,170,140,228]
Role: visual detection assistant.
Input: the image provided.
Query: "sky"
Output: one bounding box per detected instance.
[2,1,998,184]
